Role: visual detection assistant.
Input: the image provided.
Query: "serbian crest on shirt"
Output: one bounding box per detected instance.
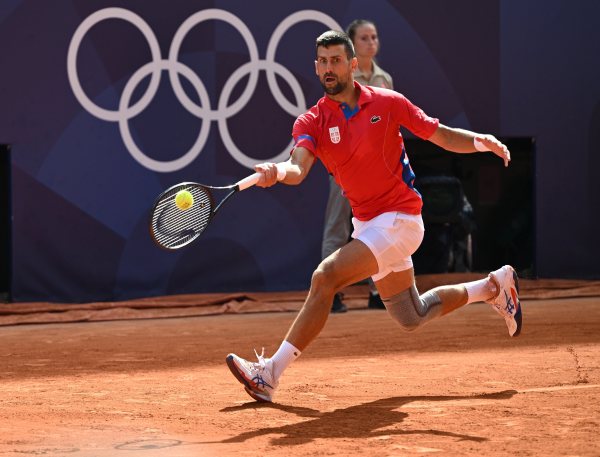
[329,126,341,144]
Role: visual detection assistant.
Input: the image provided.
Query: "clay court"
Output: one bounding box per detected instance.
[1,278,599,457]
[3,2,600,456]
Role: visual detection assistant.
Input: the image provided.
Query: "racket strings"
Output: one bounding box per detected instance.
[152,186,213,249]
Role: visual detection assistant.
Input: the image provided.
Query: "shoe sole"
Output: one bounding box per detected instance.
[225,354,272,402]
[489,266,523,337]
[511,269,523,337]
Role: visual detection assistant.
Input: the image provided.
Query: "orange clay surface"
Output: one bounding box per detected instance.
[1,297,599,456]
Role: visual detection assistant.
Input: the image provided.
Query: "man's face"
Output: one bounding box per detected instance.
[315,44,357,95]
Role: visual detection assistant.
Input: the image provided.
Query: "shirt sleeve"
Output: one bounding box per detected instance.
[292,113,318,154]
[390,92,439,140]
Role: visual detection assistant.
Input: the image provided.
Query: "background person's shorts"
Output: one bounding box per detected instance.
[352,211,424,282]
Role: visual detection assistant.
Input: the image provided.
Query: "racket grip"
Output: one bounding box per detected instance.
[237,164,287,191]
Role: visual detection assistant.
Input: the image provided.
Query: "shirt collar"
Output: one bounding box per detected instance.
[322,81,373,112]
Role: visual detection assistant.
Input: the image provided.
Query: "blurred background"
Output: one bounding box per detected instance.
[1,0,598,303]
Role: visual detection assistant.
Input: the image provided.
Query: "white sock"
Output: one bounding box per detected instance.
[270,340,301,381]
[464,277,497,304]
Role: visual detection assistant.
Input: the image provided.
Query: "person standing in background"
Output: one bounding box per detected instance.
[349,19,393,90]
[323,20,392,312]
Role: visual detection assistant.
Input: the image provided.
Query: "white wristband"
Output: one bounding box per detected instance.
[275,163,287,181]
[473,137,489,152]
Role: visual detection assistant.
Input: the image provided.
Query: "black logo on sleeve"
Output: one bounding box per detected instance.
[370,115,381,124]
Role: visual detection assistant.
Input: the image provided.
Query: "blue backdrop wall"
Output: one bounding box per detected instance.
[1,0,599,302]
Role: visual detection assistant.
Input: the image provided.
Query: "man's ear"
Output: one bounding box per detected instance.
[314,60,319,76]
[351,56,358,71]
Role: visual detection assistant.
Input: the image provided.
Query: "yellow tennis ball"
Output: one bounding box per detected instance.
[175,190,194,210]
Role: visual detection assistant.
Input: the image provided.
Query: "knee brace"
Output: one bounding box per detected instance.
[382,285,443,332]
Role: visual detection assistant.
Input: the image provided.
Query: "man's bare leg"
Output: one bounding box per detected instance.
[374,267,520,337]
[285,238,378,350]
[374,268,501,334]
[226,238,378,401]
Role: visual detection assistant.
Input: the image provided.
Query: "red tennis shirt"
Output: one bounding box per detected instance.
[292,81,439,221]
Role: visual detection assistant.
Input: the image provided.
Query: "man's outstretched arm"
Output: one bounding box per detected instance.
[428,124,511,167]
[254,146,316,187]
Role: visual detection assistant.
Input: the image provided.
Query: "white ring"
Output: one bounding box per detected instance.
[266,10,341,116]
[218,60,304,167]
[67,7,162,122]
[168,9,260,120]
[119,60,211,172]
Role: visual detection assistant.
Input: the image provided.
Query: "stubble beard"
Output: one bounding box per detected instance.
[320,75,348,95]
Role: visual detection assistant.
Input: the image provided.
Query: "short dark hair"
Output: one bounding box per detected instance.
[316,30,355,60]
[346,19,376,43]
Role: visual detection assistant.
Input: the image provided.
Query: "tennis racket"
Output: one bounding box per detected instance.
[149,165,286,250]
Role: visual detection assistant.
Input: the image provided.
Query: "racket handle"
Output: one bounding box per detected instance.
[237,163,287,191]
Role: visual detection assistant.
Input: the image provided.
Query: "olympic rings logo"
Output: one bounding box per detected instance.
[67,8,341,172]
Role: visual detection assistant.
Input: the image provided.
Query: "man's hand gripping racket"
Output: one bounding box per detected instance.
[149,163,286,250]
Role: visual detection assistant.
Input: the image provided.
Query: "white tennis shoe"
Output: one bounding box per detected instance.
[486,265,523,337]
[226,349,278,402]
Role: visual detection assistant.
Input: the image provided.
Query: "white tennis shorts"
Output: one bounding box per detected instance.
[351,211,424,282]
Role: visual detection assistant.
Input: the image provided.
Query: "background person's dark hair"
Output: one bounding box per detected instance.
[315,30,355,60]
[345,19,376,42]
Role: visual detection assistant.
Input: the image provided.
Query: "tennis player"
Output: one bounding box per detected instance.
[226,30,522,403]
[323,19,395,313]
